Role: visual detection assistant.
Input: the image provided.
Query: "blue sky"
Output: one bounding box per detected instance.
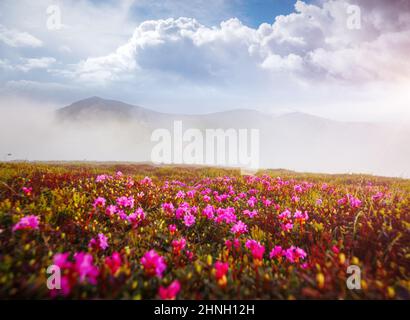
[0,0,409,121]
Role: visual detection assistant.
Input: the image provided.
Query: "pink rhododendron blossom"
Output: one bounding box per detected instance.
[105,205,117,216]
[230,220,248,236]
[105,252,122,275]
[245,239,265,260]
[93,197,106,208]
[128,208,145,228]
[269,245,283,259]
[73,252,99,285]
[243,209,258,218]
[141,249,167,278]
[168,224,177,235]
[88,233,109,250]
[12,215,39,232]
[214,261,229,280]
[172,237,186,254]
[159,280,181,300]
[116,196,134,208]
[183,213,196,227]
[22,187,32,196]
[202,204,215,219]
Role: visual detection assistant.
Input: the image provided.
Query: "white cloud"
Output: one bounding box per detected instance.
[16,57,56,72]
[0,24,43,47]
[67,0,410,86]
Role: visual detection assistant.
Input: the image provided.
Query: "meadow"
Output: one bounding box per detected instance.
[0,162,409,299]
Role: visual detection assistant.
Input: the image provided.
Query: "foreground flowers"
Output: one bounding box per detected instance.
[141,250,167,278]
[1,163,408,299]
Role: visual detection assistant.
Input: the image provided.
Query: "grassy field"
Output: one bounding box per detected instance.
[0,162,409,299]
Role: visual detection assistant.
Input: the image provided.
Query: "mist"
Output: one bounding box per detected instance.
[0,96,409,178]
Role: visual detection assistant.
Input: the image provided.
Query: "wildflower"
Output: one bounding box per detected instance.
[141,249,167,278]
[140,176,153,186]
[202,204,215,219]
[176,190,186,199]
[172,238,186,255]
[22,187,32,196]
[96,174,110,183]
[159,280,181,300]
[93,197,106,208]
[203,195,211,202]
[269,245,283,259]
[115,171,123,178]
[168,224,177,235]
[372,192,384,201]
[116,196,134,208]
[281,222,293,232]
[243,209,258,218]
[262,199,272,207]
[128,207,145,228]
[247,196,257,208]
[291,195,299,203]
[53,252,72,269]
[88,233,109,251]
[230,220,248,236]
[183,213,196,227]
[12,215,39,232]
[185,250,194,261]
[279,209,291,220]
[294,185,302,193]
[225,239,240,250]
[73,252,99,285]
[347,194,362,208]
[162,202,175,215]
[105,252,122,275]
[214,207,236,224]
[284,246,307,263]
[294,210,309,222]
[316,198,323,206]
[214,261,229,287]
[186,190,195,198]
[105,205,117,216]
[245,239,265,260]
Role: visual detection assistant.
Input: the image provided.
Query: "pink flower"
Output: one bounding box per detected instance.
[162,202,175,215]
[93,197,106,208]
[140,176,153,186]
[202,204,215,219]
[172,238,187,254]
[214,261,229,280]
[279,209,291,220]
[247,196,257,208]
[225,239,240,250]
[116,196,134,208]
[347,194,362,208]
[183,213,196,227]
[262,199,272,207]
[284,246,307,263]
[291,195,299,203]
[88,233,109,251]
[269,245,283,259]
[176,190,186,199]
[12,215,39,232]
[128,207,145,228]
[186,190,196,198]
[159,280,181,300]
[22,187,32,196]
[316,198,323,206]
[230,220,248,236]
[53,252,72,269]
[105,205,117,216]
[96,174,110,183]
[141,249,167,278]
[281,222,293,232]
[168,224,177,235]
[203,195,211,202]
[243,209,258,218]
[73,252,99,285]
[245,239,265,260]
[105,252,122,275]
[294,185,303,193]
[372,192,384,201]
[293,210,309,221]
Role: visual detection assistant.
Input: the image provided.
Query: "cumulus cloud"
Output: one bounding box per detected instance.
[16,57,56,72]
[67,0,410,86]
[0,24,43,47]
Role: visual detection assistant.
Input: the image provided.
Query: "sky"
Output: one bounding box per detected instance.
[0,0,410,121]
